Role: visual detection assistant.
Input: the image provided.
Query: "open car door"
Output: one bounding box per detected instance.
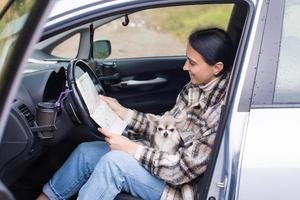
[0,0,54,199]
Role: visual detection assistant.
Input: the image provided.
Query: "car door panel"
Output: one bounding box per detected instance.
[237,1,300,199]
[95,57,189,114]
[238,108,300,200]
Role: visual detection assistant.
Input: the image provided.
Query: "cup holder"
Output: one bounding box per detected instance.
[31,102,59,139]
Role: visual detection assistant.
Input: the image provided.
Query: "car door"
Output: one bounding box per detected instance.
[237,0,300,199]
[205,0,300,199]
[96,57,189,114]
[0,0,54,199]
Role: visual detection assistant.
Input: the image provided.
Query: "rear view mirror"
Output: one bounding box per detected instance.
[93,40,111,59]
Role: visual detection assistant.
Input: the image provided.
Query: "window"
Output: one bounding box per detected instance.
[0,0,34,70]
[94,4,233,59]
[274,0,300,103]
[51,33,80,59]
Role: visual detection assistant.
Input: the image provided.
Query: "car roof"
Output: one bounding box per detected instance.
[49,0,102,18]
[43,0,258,40]
[43,0,136,38]
[47,0,135,25]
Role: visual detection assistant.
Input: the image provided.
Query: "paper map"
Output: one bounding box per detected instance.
[76,72,126,135]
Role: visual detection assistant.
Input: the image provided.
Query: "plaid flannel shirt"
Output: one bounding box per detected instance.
[126,74,229,200]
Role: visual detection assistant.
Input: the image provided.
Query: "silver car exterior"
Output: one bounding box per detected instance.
[33,0,300,199]
[208,0,300,199]
[2,0,300,199]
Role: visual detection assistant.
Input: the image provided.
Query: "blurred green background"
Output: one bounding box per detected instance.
[0,0,34,61]
[0,1,9,11]
[142,4,233,43]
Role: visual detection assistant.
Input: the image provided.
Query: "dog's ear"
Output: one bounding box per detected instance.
[146,114,160,125]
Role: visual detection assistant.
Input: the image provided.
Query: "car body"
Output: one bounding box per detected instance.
[1,0,300,199]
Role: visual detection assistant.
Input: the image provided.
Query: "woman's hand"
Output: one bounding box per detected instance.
[99,95,128,119]
[98,128,139,156]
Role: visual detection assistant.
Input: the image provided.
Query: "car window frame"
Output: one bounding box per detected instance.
[44,2,254,200]
[237,0,269,112]
[202,0,255,199]
[39,2,254,199]
[23,1,253,200]
[250,0,289,108]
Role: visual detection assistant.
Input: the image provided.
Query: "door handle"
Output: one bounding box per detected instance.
[113,77,167,88]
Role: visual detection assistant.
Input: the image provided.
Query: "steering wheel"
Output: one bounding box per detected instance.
[67,59,105,132]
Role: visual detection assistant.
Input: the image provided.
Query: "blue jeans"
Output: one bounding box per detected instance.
[43,141,166,200]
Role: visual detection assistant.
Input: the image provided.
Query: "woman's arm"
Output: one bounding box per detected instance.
[99,95,167,139]
[99,95,128,119]
[100,83,189,139]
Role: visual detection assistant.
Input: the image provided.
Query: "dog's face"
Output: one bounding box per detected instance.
[147,113,184,153]
[156,115,178,139]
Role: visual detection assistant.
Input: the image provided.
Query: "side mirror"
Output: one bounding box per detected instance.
[93,40,111,59]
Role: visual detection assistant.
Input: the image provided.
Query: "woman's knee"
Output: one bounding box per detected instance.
[100,150,134,169]
[73,141,108,166]
[75,141,108,154]
[75,142,94,156]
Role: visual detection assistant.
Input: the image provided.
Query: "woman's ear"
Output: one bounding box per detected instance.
[213,62,224,76]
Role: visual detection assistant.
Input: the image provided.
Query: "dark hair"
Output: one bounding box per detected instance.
[188,28,235,75]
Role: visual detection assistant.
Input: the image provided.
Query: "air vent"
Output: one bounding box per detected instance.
[18,104,34,126]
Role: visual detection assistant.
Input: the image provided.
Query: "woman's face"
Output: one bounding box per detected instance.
[183,42,223,85]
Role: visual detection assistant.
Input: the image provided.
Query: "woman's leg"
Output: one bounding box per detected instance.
[42,141,110,200]
[78,150,166,200]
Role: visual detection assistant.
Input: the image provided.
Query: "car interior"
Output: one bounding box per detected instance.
[0,2,249,200]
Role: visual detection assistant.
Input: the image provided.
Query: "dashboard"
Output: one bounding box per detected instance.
[0,63,77,186]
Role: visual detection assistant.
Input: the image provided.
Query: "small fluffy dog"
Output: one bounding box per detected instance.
[147,113,184,154]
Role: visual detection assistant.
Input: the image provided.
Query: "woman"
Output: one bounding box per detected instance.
[37,28,235,200]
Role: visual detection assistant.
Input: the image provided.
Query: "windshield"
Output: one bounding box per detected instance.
[0,0,34,71]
